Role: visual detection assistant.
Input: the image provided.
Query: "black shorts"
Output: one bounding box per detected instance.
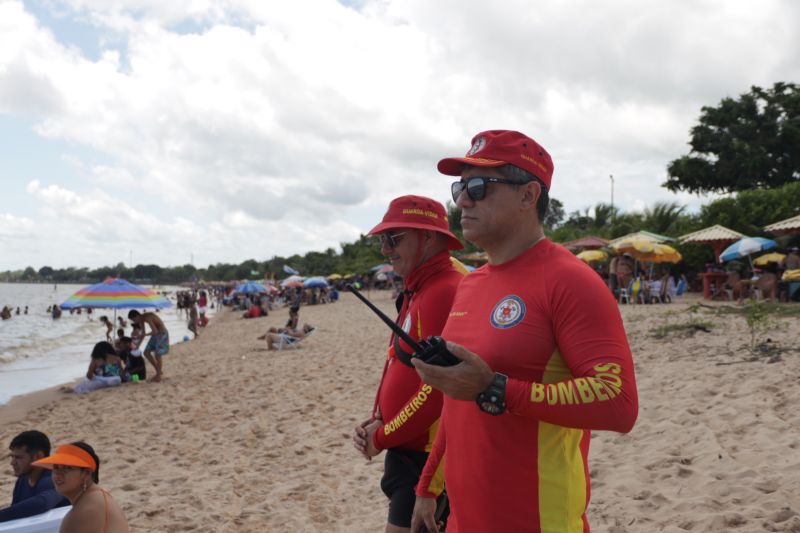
[380,449,429,528]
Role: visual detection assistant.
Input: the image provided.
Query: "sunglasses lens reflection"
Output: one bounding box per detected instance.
[452,178,488,202]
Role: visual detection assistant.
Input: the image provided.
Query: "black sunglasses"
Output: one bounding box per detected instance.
[377,231,409,248]
[451,176,527,202]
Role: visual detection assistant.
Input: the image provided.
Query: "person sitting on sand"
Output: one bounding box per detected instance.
[127,310,170,382]
[0,431,69,523]
[243,303,262,319]
[99,316,114,342]
[51,304,61,319]
[115,336,147,382]
[73,342,123,395]
[259,324,315,350]
[1,306,10,320]
[32,442,129,532]
[285,305,299,330]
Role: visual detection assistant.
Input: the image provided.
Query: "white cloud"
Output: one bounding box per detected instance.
[0,213,35,238]
[0,0,798,269]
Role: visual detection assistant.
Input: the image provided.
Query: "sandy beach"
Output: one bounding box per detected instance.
[1,292,799,532]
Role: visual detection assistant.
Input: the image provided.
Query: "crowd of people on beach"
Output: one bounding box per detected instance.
[708,246,800,302]
[0,306,29,319]
[70,308,170,395]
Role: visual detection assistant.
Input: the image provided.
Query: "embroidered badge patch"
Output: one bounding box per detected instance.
[490,295,526,329]
[468,136,486,155]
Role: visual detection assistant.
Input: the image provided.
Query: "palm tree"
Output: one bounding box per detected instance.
[641,202,686,235]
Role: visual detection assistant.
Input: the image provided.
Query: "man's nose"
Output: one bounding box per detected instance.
[455,188,472,208]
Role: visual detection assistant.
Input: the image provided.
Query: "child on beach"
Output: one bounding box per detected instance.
[99,316,114,342]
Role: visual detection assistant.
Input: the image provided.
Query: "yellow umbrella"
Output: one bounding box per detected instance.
[327,273,343,280]
[611,237,657,255]
[754,252,785,266]
[576,250,608,263]
[613,239,681,263]
[646,244,682,264]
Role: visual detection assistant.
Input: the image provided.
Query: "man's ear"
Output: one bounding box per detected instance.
[520,180,541,209]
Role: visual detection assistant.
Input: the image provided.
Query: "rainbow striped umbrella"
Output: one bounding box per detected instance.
[60,278,172,309]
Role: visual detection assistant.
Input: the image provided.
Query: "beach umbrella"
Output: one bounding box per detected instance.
[753,252,786,266]
[303,277,329,289]
[641,244,682,264]
[720,237,777,263]
[234,281,267,293]
[60,278,172,310]
[327,273,343,280]
[370,263,392,273]
[280,275,305,288]
[576,250,609,263]
[610,237,657,255]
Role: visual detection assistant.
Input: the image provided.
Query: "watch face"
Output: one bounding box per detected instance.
[480,401,503,415]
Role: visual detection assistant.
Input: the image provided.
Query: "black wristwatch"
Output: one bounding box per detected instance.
[476,372,508,415]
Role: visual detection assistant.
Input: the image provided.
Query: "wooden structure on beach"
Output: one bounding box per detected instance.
[679,224,744,263]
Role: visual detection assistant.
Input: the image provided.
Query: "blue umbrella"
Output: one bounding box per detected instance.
[720,237,777,263]
[235,281,268,293]
[303,277,329,289]
[60,278,172,309]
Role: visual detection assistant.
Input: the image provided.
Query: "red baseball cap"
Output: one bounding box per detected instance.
[368,195,463,250]
[437,130,554,190]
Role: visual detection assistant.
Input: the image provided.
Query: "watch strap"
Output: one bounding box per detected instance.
[476,372,508,415]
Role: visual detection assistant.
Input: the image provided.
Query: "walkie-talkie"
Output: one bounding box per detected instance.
[348,284,460,367]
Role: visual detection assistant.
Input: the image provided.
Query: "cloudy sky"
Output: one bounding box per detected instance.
[1,0,798,270]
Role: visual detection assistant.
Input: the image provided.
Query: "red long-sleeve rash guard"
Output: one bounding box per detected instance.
[417,240,638,533]
[372,253,463,452]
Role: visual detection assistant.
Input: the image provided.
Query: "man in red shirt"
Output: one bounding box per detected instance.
[352,195,464,532]
[411,131,639,533]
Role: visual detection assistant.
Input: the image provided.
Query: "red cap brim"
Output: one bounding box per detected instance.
[437,157,506,176]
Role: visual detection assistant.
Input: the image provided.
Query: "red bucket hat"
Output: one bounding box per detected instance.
[368,195,463,250]
[437,130,554,190]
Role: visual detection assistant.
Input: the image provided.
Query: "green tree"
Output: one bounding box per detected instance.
[641,202,687,235]
[698,181,800,236]
[543,198,565,229]
[22,266,37,281]
[664,82,800,194]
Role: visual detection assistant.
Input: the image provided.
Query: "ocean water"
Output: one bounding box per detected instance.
[0,283,214,404]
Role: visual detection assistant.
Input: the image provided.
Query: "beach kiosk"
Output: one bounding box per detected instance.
[679,225,744,299]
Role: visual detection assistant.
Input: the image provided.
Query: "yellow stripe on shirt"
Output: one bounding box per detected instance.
[537,349,587,533]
